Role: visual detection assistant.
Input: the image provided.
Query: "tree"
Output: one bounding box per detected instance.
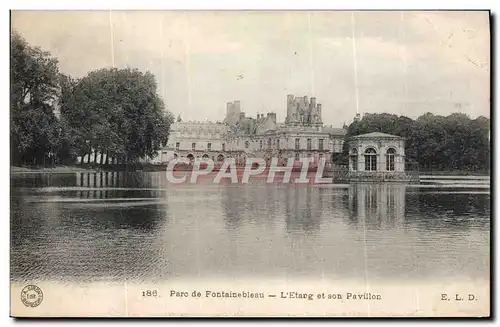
[340,112,490,172]
[11,30,60,165]
[64,68,174,166]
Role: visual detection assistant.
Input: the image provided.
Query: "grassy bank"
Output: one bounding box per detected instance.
[418,170,490,176]
[11,165,98,174]
[11,165,491,176]
[11,163,169,174]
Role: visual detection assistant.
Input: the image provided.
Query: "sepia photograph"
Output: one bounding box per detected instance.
[9,9,491,317]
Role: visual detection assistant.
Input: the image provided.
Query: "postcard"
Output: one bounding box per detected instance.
[10,9,490,317]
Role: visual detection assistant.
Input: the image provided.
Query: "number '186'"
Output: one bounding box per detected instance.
[142,290,158,297]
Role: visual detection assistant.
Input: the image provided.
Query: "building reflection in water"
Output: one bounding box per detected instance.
[347,183,406,230]
[220,183,341,235]
[221,182,329,234]
[284,186,324,234]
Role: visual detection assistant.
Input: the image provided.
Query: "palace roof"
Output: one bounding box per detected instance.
[352,132,403,139]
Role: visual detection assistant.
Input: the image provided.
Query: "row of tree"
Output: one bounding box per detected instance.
[11,31,174,167]
[339,112,490,172]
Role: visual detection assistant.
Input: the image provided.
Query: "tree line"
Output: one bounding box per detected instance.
[11,30,174,168]
[338,112,490,172]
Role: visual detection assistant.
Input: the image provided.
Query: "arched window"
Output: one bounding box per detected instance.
[350,148,358,171]
[386,148,396,171]
[364,148,377,171]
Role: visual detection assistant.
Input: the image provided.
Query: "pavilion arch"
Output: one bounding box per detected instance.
[363,146,378,154]
[216,154,225,162]
[202,153,209,159]
[364,147,377,171]
[386,147,397,171]
[187,153,195,161]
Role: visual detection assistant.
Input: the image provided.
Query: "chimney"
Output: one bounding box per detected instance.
[239,112,245,119]
[303,95,308,105]
[311,97,316,108]
[225,102,233,124]
[268,112,277,124]
[234,101,241,112]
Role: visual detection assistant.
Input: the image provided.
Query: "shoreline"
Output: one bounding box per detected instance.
[10,165,491,177]
[11,166,98,174]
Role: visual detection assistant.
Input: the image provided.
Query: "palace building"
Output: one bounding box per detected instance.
[347,132,418,182]
[156,95,347,164]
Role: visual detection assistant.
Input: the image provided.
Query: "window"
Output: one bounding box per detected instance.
[260,140,263,150]
[295,152,300,161]
[245,141,249,149]
[351,148,358,171]
[175,142,180,151]
[277,139,280,150]
[295,138,300,150]
[307,138,312,150]
[192,143,196,151]
[364,148,377,171]
[267,138,271,150]
[319,139,324,151]
[386,148,396,171]
[222,143,225,151]
[207,142,212,151]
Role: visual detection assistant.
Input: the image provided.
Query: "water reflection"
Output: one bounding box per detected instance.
[347,183,406,230]
[11,173,490,283]
[284,187,323,234]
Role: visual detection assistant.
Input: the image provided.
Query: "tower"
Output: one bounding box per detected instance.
[285,94,323,127]
[286,94,295,124]
[225,101,242,126]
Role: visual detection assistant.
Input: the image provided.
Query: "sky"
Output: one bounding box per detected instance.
[11,10,490,126]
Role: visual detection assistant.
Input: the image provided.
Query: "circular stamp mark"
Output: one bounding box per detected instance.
[21,285,43,308]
